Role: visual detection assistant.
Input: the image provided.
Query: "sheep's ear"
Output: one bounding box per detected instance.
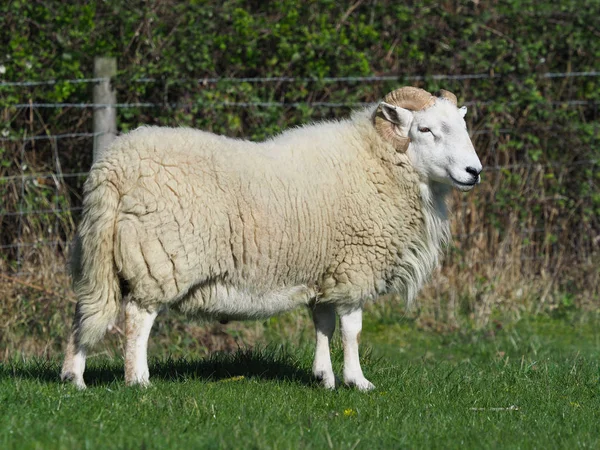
[379,102,413,136]
[459,106,467,118]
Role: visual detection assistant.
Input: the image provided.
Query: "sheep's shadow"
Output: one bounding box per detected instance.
[147,349,315,386]
[2,347,316,388]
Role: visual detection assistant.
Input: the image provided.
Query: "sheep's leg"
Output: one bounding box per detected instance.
[60,330,87,389]
[124,301,158,387]
[311,302,336,389]
[339,307,375,391]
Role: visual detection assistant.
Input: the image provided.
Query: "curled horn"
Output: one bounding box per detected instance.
[437,89,457,106]
[374,86,435,153]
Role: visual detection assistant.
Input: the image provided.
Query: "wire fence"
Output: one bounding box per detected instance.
[2,70,600,87]
[4,99,599,110]
[0,132,103,142]
[1,73,598,280]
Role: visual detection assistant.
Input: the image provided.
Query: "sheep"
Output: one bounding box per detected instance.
[60,86,482,390]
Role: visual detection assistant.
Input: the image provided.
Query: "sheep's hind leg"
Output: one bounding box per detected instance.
[60,330,87,390]
[124,301,158,387]
[311,303,337,389]
[339,307,375,391]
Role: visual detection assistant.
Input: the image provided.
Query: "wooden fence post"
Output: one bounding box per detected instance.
[93,56,117,162]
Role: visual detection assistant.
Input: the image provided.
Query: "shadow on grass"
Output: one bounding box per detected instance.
[0,346,316,387]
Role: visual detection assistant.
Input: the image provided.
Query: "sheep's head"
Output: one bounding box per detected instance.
[374,87,482,191]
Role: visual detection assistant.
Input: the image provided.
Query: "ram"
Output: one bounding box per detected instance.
[61,87,482,390]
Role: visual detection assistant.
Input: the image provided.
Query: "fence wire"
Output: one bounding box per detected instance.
[4,99,599,110]
[0,132,103,142]
[2,70,600,87]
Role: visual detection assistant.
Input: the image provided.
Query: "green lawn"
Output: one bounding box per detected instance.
[2,310,600,449]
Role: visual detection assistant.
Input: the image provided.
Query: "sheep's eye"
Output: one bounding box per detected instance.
[418,127,431,133]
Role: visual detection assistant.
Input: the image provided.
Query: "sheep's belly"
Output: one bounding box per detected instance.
[176,282,317,320]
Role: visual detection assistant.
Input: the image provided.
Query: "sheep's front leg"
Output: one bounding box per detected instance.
[311,302,336,389]
[339,307,375,391]
[124,301,158,387]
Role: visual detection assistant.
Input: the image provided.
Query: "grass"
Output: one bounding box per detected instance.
[2,307,600,449]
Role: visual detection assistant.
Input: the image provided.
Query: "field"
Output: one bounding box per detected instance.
[2,305,600,449]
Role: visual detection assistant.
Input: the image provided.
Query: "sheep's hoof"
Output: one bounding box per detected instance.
[60,371,87,390]
[314,370,337,389]
[125,377,151,388]
[345,376,375,392]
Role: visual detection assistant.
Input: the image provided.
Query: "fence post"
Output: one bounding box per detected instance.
[93,56,117,162]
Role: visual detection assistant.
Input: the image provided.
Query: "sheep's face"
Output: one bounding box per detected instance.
[379,98,482,192]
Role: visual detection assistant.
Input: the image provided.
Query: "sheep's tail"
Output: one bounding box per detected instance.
[70,171,121,348]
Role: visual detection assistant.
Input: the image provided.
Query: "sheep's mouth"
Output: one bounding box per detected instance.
[449,174,478,190]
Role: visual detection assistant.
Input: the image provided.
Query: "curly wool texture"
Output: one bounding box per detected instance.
[72,106,449,345]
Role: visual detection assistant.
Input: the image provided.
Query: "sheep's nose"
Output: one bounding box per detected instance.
[466,166,482,177]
